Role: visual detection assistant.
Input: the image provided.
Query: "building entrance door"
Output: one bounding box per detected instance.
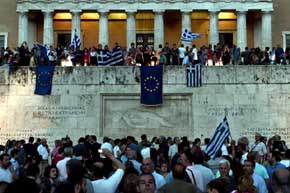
[136,34,154,48]
[219,33,233,47]
[57,33,71,47]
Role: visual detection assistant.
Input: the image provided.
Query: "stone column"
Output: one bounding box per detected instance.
[209,10,219,46]
[154,10,164,50]
[18,11,29,46]
[71,10,81,45]
[261,10,272,49]
[237,10,247,51]
[43,10,54,46]
[99,11,109,46]
[126,11,136,51]
[181,10,192,47]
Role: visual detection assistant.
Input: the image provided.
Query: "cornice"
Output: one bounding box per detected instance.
[16,0,274,12]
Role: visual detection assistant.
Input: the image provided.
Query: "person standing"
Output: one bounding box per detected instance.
[0,154,18,183]
[178,44,186,65]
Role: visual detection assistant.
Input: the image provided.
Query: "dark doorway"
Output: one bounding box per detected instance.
[136,34,154,48]
[219,33,233,47]
[57,33,71,47]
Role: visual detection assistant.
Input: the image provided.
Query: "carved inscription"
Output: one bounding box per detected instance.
[207,105,258,117]
[0,128,54,145]
[32,106,86,120]
[242,127,290,143]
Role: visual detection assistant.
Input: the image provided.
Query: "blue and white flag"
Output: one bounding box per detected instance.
[97,50,111,66]
[205,117,231,158]
[181,29,201,42]
[72,28,81,50]
[110,47,124,66]
[97,47,124,66]
[186,64,202,87]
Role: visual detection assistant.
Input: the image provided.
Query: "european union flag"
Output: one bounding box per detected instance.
[34,66,55,95]
[141,65,163,106]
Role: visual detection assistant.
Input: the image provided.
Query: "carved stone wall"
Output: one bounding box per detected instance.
[0,66,290,146]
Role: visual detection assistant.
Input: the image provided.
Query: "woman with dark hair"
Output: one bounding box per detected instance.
[40,165,59,193]
[207,178,228,193]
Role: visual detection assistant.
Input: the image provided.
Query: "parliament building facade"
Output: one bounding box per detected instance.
[0,0,289,51]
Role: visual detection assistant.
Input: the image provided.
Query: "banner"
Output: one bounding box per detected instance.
[140,65,163,106]
[34,66,55,95]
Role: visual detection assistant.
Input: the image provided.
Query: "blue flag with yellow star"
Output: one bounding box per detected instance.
[35,66,55,95]
[140,65,163,106]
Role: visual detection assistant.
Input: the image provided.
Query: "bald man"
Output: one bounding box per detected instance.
[271,168,290,193]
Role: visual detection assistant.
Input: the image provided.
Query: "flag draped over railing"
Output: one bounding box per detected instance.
[205,117,231,158]
[186,64,202,87]
[181,29,201,42]
[34,66,55,95]
[140,65,163,106]
[72,28,81,50]
[97,48,124,66]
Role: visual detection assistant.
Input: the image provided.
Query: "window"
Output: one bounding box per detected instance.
[282,31,290,50]
[0,32,8,49]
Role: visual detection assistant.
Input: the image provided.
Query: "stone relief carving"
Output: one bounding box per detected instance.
[121,109,174,129]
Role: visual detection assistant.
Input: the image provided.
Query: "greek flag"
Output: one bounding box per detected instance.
[110,47,124,66]
[181,29,201,42]
[72,28,81,50]
[205,117,231,158]
[98,47,124,66]
[97,50,111,66]
[186,64,202,87]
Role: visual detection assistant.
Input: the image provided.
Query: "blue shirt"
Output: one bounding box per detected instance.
[266,162,286,178]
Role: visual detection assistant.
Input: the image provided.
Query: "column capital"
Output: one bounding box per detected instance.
[208,9,220,13]
[261,9,273,14]
[236,10,247,16]
[180,9,192,14]
[17,10,29,14]
[126,10,137,14]
[70,9,82,14]
[42,9,54,14]
[236,9,248,13]
[99,10,109,17]
[153,9,165,14]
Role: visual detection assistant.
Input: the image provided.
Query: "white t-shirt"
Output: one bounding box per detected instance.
[57,157,71,181]
[191,48,198,60]
[113,146,121,158]
[280,160,290,167]
[92,169,124,193]
[0,167,13,183]
[168,144,178,158]
[178,47,186,58]
[250,142,267,156]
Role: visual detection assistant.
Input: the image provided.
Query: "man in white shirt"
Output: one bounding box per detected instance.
[178,44,186,65]
[250,133,267,159]
[191,44,198,64]
[142,158,166,191]
[0,154,17,183]
[177,152,204,192]
[192,152,215,192]
[57,147,73,181]
[37,138,49,176]
[168,137,179,160]
[91,149,125,193]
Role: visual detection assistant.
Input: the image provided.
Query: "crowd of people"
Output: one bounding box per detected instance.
[1,41,290,67]
[0,133,290,193]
